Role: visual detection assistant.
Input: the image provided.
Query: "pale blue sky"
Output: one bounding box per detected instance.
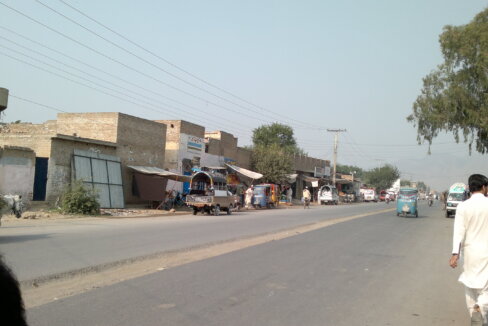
[0,0,486,190]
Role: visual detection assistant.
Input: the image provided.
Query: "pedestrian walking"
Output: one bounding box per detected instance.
[303,186,311,209]
[450,174,488,325]
[245,186,254,209]
[286,186,293,205]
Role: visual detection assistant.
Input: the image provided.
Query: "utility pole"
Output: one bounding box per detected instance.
[327,129,346,184]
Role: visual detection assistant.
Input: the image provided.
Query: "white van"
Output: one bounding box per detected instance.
[318,185,339,205]
[446,183,468,218]
[360,188,377,202]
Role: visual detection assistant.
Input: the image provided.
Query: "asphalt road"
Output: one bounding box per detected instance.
[26,201,468,326]
[3,202,392,281]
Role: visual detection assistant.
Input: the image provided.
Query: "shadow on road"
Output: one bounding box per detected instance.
[0,234,50,244]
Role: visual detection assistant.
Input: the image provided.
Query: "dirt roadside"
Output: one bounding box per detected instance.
[21,207,394,308]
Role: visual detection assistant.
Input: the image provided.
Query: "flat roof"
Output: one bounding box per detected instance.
[52,134,117,147]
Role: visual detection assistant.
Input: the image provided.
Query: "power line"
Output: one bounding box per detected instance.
[8,94,250,143]
[0,49,250,138]
[0,25,256,136]
[54,0,324,131]
[0,38,254,137]
[34,0,323,130]
[0,1,287,127]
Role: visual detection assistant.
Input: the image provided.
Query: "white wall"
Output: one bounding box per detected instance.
[0,155,35,201]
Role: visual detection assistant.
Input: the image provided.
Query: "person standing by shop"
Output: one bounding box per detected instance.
[303,186,311,209]
[287,186,293,205]
[450,174,488,325]
[245,186,254,209]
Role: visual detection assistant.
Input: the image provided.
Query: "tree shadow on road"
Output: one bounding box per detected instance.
[0,234,50,244]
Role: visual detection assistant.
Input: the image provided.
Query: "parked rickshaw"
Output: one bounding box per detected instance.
[253,184,279,208]
[396,187,418,217]
[185,171,238,215]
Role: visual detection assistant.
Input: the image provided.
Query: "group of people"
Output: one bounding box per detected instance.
[449,174,488,325]
[242,185,295,209]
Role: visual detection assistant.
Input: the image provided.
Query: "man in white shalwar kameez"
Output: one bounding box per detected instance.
[450,174,488,325]
[245,186,254,209]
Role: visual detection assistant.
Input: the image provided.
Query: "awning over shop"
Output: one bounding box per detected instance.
[335,178,353,185]
[287,173,298,183]
[225,163,263,180]
[302,175,320,183]
[128,166,192,183]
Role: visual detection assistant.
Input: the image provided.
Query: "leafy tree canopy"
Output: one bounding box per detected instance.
[408,8,488,153]
[251,143,293,184]
[416,181,428,192]
[252,123,305,155]
[400,180,412,187]
[336,164,364,180]
[364,164,400,191]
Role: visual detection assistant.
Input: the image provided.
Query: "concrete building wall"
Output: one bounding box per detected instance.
[156,120,205,193]
[293,155,330,174]
[157,120,181,170]
[57,113,118,143]
[56,112,167,204]
[0,121,57,157]
[116,114,167,204]
[0,146,35,201]
[205,131,238,163]
[157,120,205,172]
[200,153,223,168]
[236,147,252,169]
[45,137,117,203]
[205,138,221,157]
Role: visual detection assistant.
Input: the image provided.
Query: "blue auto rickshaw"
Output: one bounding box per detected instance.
[253,184,276,208]
[396,187,418,217]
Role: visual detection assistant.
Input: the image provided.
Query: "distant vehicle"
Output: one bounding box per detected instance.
[360,188,377,202]
[446,183,468,218]
[396,187,418,217]
[253,184,279,208]
[379,190,387,201]
[186,171,238,216]
[318,185,339,205]
[387,191,396,201]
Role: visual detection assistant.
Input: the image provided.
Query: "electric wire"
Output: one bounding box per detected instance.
[34,0,322,130]
[0,49,251,138]
[0,38,254,137]
[0,26,258,136]
[0,1,287,127]
[54,0,324,131]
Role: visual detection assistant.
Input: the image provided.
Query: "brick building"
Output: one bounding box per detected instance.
[0,112,166,207]
[156,120,252,193]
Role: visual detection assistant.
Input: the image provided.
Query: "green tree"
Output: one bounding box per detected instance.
[251,143,293,184]
[416,181,428,192]
[408,9,488,153]
[336,164,364,180]
[252,123,304,154]
[400,179,412,187]
[364,164,400,191]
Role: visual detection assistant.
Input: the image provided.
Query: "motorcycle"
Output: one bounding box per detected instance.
[428,198,433,207]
